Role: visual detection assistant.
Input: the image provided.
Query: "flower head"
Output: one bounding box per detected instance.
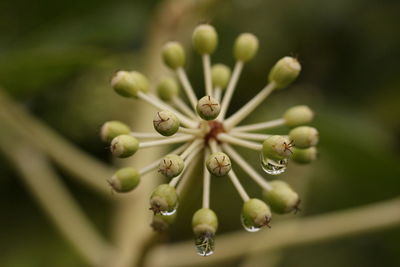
[101,25,319,256]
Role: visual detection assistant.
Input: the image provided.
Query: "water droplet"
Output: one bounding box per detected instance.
[195,232,215,256]
[160,203,178,216]
[260,153,288,175]
[241,214,261,232]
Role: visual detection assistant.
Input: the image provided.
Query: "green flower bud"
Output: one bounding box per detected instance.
[268,56,301,89]
[192,24,218,54]
[110,135,139,158]
[156,77,180,101]
[159,154,185,178]
[151,212,177,232]
[262,135,293,161]
[206,152,231,176]
[192,208,218,236]
[291,147,318,164]
[153,110,180,136]
[289,126,319,149]
[100,121,131,143]
[162,42,186,69]
[211,64,231,89]
[241,198,272,230]
[283,105,314,127]
[111,71,149,98]
[233,33,259,62]
[263,180,300,214]
[196,95,221,120]
[107,167,140,193]
[150,184,178,215]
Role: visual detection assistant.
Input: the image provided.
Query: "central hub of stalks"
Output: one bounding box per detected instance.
[204,121,225,144]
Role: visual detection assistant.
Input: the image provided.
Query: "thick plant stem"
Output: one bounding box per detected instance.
[145,197,400,267]
[202,148,211,209]
[0,138,114,266]
[0,89,112,196]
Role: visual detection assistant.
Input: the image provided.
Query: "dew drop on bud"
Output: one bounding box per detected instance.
[195,232,215,256]
[240,214,261,232]
[260,153,288,175]
[160,203,178,216]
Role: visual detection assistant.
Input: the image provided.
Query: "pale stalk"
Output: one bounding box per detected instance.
[202,148,211,209]
[169,145,204,187]
[139,134,195,149]
[224,82,276,130]
[232,118,285,132]
[178,127,202,136]
[218,61,244,120]
[176,67,198,109]
[171,97,198,119]
[217,133,262,151]
[229,132,271,141]
[202,54,213,96]
[222,144,272,191]
[228,170,250,202]
[137,91,198,128]
[214,87,222,102]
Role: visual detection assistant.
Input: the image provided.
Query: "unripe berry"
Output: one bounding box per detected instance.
[111,71,149,97]
[159,154,185,178]
[153,110,180,136]
[192,24,218,54]
[110,135,139,158]
[108,167,140,193]
[192,208,218,236]
[150,184,179,215]
[211,64,231,89]
[263,180,300,214]
[206,152,231,176]
[283,105,314,127]
[162,42,185,69]
[233,33,259,62]
[151,212,177,232]
[241,198,272,230]
[268,57,301,89]
[289,126,319,148]
[196,95,221,120]
[291,147,318,164]
[156,77,179,101]
[262,135,293,161]
[100,121,131,143]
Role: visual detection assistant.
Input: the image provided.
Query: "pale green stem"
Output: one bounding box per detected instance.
[228,170,250,202]
[139,134,195,149]
[176,67,198,109]
[232,118,285,132]
[178,127,203,136]
[176,152,201,195]
[224,82,277,130]
[131,132,178,139]
[169,145,204,187]
[137,91,198,128]
[217,133,262,151]
[218,61,244,120]
[171,97,198,119]
[202,54,213,96]
[180,139,204,159]
[222,144,272,191]
[145,197,400,267]
[214,87,222,102]
[229,132,272,141]
[202,148,211,209]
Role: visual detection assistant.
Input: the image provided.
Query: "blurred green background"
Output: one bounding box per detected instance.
[1,0,399,266]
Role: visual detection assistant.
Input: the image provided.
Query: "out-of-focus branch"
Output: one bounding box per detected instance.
[0,127,114,266]
[0,89,112,196]
[145,197,400,267]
